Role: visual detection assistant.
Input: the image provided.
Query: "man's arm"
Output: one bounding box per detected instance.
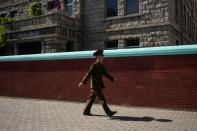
[81,64,95,84]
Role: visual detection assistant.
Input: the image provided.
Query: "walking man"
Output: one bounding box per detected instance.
[79,50,117,117]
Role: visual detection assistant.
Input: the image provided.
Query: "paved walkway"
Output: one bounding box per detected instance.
[0,97,196,131]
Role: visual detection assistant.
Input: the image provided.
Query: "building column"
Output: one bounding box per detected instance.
[41,40,46,53]
[118,0,125,16]
[13,43,18,55]
[73,0,81,20]
[7,44,13,55]
[118,39,125,48]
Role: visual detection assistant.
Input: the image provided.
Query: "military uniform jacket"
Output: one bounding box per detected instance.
[81,61,114,89]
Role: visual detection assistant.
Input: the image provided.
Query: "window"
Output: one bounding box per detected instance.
[175,0,179,17]
[10,11,17,18]
[183,6,186,29]
[65,0,73,16]
[66,41,74,52]
[192,21,195,35]
[0,44,13,56]
[176,40,179,45]
[126,38,139,48]
[126,0,139,15]
[106,0,118,17]
[187,12,189,31]
[18,42,41,55]
[189,15,191,31]
[0,14,6,18]
[106,40,118,49]
[48,1,56,10]
[196,25,197,41]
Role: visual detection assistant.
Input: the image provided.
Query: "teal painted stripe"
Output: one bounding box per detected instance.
[0,45,197,62]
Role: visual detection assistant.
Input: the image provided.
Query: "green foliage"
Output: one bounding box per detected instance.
[28,2,42,16]
[0,18,15,48]
[0,18,14,25]
[0,26,5,48]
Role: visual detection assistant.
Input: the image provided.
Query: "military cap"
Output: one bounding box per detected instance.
[93,50,104,56]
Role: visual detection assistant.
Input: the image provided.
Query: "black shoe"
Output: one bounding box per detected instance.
[83,112,93,116]
[108,111,117,117]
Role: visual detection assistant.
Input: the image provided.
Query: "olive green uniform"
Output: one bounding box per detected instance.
[81,61,114,115]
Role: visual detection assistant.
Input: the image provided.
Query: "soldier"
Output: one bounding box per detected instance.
[79,50,117,117]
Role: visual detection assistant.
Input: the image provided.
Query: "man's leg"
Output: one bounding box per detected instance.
[83,90,96,115]
[94,89,111,115]
[94,89,117,117]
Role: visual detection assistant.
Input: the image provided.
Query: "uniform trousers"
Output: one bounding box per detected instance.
[83,88,111,115]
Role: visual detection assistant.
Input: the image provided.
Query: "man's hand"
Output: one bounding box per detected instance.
[79,82,85,87]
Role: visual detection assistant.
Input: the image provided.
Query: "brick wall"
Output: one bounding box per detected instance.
[0,54,197,110]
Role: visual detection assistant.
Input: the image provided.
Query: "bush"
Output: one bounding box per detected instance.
[28,2,42,16]
[0,18,15,48]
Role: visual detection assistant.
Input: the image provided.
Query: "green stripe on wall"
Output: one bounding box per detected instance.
[0,45,197,62]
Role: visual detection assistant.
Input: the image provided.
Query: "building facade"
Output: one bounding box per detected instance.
[0,0,197,55]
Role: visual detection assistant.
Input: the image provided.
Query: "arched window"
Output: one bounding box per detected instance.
[106,0,118,17]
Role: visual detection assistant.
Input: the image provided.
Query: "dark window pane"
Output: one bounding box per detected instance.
[126,38,139,47]
[126,0,139,14]
[65,0,73,16]
[106,40,118,49]
[66,0,73,4]
[175,0,179,17]
[10,11,17,18]
[66,41,74,52]
[196,26,197,40]
[176,40,179,45]
[48,1,56,10]
[67,5,73,16]
[107,0,118,17]
[183,6,186,29]
[18,42,41,55]
[0,14,6,18]
[0,44,13,56]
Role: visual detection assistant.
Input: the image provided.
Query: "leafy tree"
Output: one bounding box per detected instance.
[28,2,42,16]
[0,18,14,48]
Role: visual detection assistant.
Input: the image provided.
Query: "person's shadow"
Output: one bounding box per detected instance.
[111,116,172,122]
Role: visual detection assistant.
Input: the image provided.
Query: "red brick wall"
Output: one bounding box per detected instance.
[0,55,197,110]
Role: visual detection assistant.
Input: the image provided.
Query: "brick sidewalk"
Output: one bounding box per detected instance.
[0,97,196,131]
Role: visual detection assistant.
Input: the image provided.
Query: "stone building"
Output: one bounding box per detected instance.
[0,0,197,55]
[0,0,81,55]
